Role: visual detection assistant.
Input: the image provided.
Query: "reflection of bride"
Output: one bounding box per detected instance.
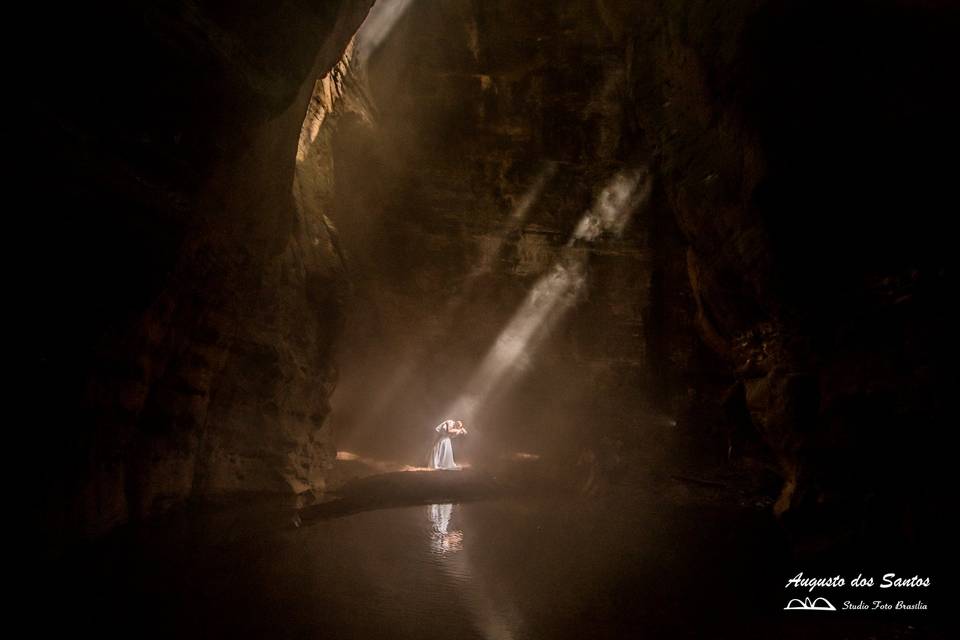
[428,503,463,553]
[428,419,467,470]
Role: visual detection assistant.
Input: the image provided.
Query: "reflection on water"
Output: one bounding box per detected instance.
[427,502,518,640]
[46,496,880,640]
[428,503,463,553]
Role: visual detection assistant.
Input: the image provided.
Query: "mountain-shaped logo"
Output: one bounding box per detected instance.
[784,597,836,611]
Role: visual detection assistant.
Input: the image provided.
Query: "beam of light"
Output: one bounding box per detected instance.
[447,255,587,423]
[445,167,652,426]
[470,162,559,278]
[334,163,559,448]
[354,0,417,67]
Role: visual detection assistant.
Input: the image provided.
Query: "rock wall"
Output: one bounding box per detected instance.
[25,0,374,543]
[613,0,956,542]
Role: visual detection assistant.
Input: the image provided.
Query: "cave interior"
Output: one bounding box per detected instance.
[20,1,955,638]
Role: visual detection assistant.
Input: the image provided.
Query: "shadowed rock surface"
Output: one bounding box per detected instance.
[24,0,375,543]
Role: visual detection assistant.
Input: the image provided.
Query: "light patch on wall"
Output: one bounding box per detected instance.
[572,168,650,241]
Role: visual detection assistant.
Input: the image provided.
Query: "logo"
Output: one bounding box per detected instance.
[784,597,836,611]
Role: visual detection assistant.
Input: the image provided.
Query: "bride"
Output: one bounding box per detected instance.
[428,419,467,470]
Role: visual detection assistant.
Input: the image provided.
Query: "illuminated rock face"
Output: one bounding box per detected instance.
[26,0,374,540]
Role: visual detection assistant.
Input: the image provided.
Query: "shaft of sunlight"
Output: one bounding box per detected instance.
[340,163,559,444]
[354,0,417,67]
[446,167,651,426]
[471,162,559,278]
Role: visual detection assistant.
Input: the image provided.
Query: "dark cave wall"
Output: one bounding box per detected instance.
[612,0,956,535]
[26,0,374,541]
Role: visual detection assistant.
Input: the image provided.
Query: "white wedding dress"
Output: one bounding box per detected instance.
[429,419,459,470]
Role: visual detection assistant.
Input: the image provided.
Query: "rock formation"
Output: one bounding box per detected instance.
[25,0,374,542]
[618,0,956,541]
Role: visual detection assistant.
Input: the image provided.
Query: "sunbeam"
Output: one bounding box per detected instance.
[446,167,652,426]
[354,0,417,67]
[334,163,560,449]
[471,162,559,278]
